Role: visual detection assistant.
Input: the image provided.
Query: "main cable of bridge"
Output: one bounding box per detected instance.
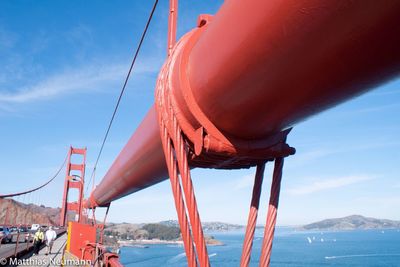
[85,0,159,196]
[0,154,68,198]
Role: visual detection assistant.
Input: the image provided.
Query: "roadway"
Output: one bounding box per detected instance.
[18,234,68,267]
[0,234,33,261]
[0,229,66,265]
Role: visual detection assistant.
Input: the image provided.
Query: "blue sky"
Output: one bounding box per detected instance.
[1,1,399,226]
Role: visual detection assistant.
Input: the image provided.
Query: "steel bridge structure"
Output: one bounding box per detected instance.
[1,0,400,266]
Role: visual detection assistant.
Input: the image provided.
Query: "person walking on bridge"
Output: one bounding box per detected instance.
[33,227,44,255]
[45,226,57,255]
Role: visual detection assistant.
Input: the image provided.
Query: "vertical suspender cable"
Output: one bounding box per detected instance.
[85,0,159,197]
[241,163,266,266]
[259,158,284,267]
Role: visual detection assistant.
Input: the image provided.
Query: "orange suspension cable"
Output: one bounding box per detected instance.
[167,0,178,56]
[0,154,67,198]
[260,158,284,267]
[159,119,197,267]
[241,163,266,267]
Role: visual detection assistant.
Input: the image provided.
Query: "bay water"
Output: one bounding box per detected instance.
[119,228,400,266]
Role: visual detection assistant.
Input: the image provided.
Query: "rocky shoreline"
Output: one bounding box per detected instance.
[103,222,225,248]
[118,236,224,247]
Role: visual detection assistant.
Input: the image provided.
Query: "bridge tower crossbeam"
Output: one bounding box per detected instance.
[60,147,87,227]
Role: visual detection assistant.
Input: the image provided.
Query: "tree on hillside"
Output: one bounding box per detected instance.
[142,224,180,240]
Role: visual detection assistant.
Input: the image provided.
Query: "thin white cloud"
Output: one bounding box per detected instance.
[286,175,375,195]
[290,141,400,168]
[233,174,255,190]
[0,58,161,105]
[0,64,125,103]
[114,193,173,206]
[287,148,333,167]
[354,196,400,208]
[352,103,400,114]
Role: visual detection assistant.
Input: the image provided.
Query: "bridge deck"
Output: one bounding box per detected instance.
[14,233,67,267]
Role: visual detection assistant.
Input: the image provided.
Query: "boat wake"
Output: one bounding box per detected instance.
[168,252,186,263]
[325,253,400,260]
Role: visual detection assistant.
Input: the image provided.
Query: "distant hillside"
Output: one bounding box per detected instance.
[104,222,181,240]
[301,215,400,230]
[0,198,61,226]
[160,220,244,231]
[104,222,227,246]
[105,222,141,236]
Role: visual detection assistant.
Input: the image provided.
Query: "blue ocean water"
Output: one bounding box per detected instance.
[119,228,400,266]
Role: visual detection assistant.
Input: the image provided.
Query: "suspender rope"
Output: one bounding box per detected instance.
[159,118,197,267]
[260,158,285,267]
[240,163,266,266]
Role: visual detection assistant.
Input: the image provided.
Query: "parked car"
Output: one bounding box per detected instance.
[16,227,31,243]
[18,226,28,232]
[0,226,12,243]
[31,224,40,231]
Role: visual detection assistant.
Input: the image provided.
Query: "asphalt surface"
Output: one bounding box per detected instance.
[0,229,65,263]
[0,234,33,260]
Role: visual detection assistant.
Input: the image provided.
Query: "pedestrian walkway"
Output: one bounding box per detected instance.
[17,234,67,266]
